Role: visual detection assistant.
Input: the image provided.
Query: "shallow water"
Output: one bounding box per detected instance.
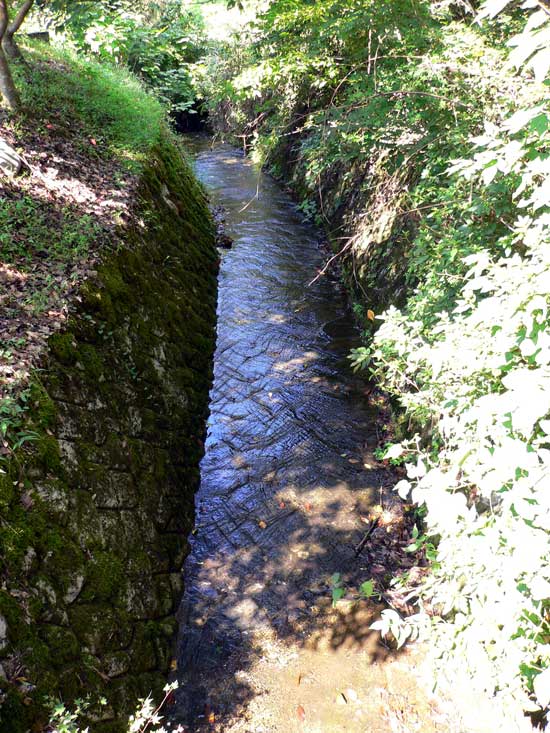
[170,138,443,733]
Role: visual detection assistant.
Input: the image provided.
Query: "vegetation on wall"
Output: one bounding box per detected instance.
[0,36,217,733]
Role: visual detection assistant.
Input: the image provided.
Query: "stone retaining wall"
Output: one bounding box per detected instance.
[0,135,218,732]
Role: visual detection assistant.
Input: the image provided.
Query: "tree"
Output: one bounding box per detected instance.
[0,0,21,110]
[3,0,34,60]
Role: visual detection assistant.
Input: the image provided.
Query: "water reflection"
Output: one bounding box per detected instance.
[172,138,411,732]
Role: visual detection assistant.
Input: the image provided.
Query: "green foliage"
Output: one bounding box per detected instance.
[0,194,98,267]
[40,0,208,114]
[330,572,346,606]
[48,697,98,733]
[358,2,550,723]
[0,391,39,458]
[329,573,380,606]
[196,0,492,210]
[47,683,177,732]
[370,608,424,649]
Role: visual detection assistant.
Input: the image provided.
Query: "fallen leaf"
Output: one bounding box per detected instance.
[297,704,306,721]
[90,138,97,146]
[258,520,267,529]
[367,309,375,321]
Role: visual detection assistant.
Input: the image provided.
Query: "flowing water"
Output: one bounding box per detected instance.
[171,138,451,733]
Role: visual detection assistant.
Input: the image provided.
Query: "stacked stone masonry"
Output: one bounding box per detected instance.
[0,135,218,733]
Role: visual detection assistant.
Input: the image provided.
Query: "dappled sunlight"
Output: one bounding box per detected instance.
[0,47,162,405]
[171,140,429,732]
[273,351,321,373]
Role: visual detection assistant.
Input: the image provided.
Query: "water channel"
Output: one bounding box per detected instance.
[171,137,442,733]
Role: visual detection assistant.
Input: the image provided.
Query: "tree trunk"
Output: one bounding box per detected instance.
[0,0,20,110]
[3,33,23,61]
[0,46,20,110]
[2,0,34,62]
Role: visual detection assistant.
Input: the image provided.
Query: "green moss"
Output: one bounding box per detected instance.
[81,553,126,603]
[78,344,105,381]
[0,121,217,731]
[36,435,62,473]
[49,332,78,366]
[98,268,129,301]
[28,383,57,430]
[40,627,80,666]
[0,687,30,733]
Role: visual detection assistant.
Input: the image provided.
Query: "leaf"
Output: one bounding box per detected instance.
[384,443,404,460]
[360,580,375,597]
[296,704,306,722]
[478,0,513,18]
[530,49,550,83]
[533,667,550,708]
[394,479,411,499]
[332,586,345,606]
[367,309,375,321]
[506,105,542,133]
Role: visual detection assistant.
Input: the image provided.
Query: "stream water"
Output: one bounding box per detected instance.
[171,137,446,733]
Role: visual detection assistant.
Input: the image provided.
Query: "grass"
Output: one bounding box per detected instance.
[0,42,172,456]
[16,42,167,170]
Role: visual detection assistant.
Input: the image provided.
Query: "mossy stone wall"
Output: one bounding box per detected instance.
[0,134,218,732]
[265,136,418,317]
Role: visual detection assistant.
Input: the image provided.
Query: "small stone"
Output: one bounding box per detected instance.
[64,575,85,604]
[0,615,7,650]
[0,138,22,177]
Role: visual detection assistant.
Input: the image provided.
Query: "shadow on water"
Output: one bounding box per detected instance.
[170,137,415,731]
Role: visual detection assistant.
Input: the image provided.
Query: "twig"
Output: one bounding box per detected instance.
[239,171,262,213]
[307,235,356,286]
[354,516,380,557]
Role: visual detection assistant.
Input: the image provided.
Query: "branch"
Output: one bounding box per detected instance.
[354,517,380,557]
[7,0,34,36]
[307,235,356,286]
